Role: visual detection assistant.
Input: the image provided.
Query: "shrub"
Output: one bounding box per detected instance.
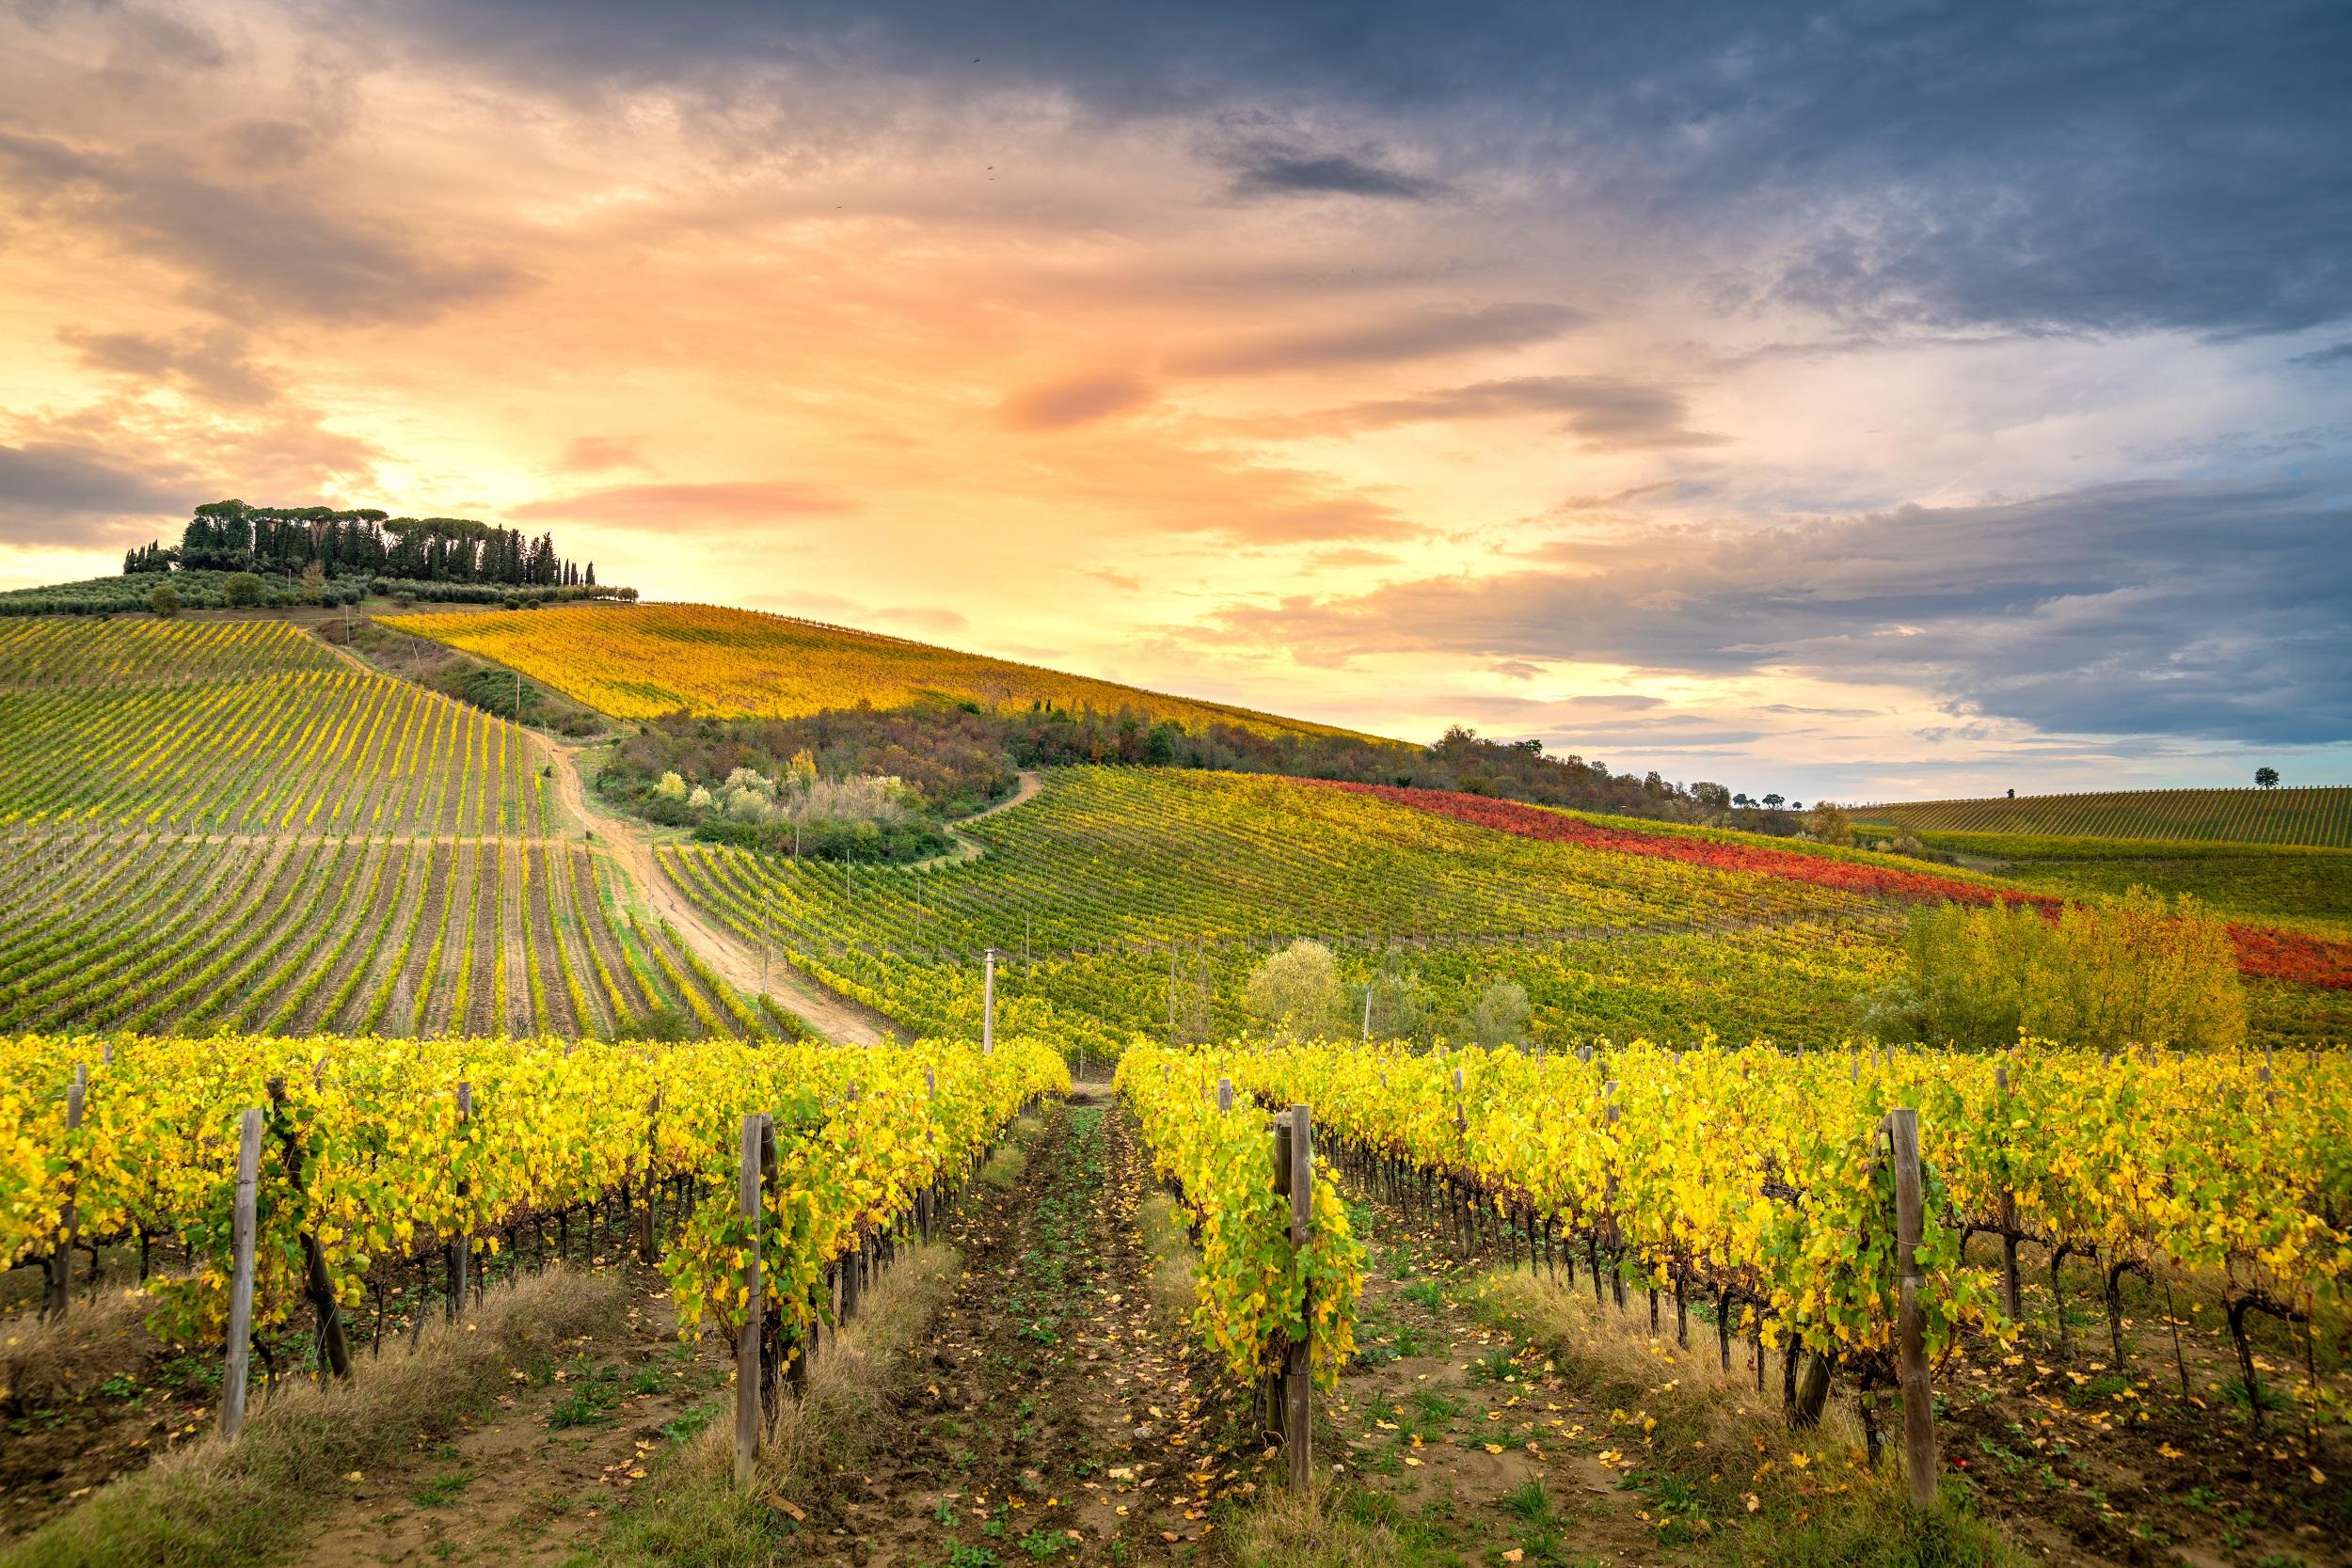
[1245,940,1345,1039]
[1459,980,1532,1048]
[223,571,265,607]
[1866,888,2245,1050]
[147,582,181,617]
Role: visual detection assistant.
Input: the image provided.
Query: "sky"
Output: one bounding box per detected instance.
[2,0,2348,804]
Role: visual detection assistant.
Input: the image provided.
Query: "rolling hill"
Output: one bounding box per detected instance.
[1851,785,2352,847]
[383,601,1387,740]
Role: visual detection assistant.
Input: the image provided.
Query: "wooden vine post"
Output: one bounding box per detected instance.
[734,1112,783,1489]
[1885,1107,1937,1510]
[447,1082,472,1319]
[40,1063,87,1322]
[1217,1076,1233,1114]
[1281,1102,1313,1491]
[982,946,1000,1054]
[219,1108,265,1441]
[637,1090,662,1263]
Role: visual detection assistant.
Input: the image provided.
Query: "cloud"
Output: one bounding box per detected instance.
[1171,303,1581,377]
[58,325,277,407]
[511,481,860,527]
[555,436,654,474]
[1307,546,1400,569]
[1217,140,1441,201]
[371,1,2352,340]
[0,440,190,545]
[1080,567,1141,592]
[1214,479,2352,746]
[998,372,1158,431]
[0,130,519,324]
[2291,341,2352,368]
[1291,375,1724,450]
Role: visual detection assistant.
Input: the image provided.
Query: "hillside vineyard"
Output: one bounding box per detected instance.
[386,601,1378,738]
[1852,787,2352,847]
[0,620,757,1037]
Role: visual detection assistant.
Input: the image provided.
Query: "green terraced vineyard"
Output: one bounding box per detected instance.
[0,617,771,1040]
[658,767,1900,1053]
[0,618,543,835]
[1852,786,2352,847]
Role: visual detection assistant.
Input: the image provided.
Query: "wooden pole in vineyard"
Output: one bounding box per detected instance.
[982,947,999,1054]
[448,1082,472,1319]
[41,1064,87,1322]
[1994,1065,2022,1321]
[1885,1107,1937,1510]
[735,1112,770,1490]
[1217,1076,1233,1113]
[1283,1103,1313,1491]
[219,1108,264,1441]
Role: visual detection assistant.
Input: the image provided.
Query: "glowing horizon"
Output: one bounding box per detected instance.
[3,0,2347,803]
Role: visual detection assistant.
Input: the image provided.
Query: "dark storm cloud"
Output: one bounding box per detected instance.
[2292,342,2352,369]
[1214,480,2352,747]
[1218,141,1441,201]
[0,131,519,324]
[380,0,2352,340]
[1171,303,1581,377]
[0,441,189,544]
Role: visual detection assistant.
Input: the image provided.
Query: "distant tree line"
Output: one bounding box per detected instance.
[602,701,1810,846]
[0,569,635,619]
[123,499,601,589]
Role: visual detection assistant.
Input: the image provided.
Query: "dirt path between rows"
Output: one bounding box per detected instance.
[544,740,894,1045]
[283,1268,736,1568]
[793,1094,1255,1564]
[910,768,1043,869]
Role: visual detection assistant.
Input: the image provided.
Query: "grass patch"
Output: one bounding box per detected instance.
[590,1238,966,1567]
[1,1266,625,1568]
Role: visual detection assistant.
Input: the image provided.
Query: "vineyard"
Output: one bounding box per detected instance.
[3,1030,1064,1396]
[1851,786,2352,847]
[0,616,787,1042]
[385,601,1378,739]
[653,767,1907,1054]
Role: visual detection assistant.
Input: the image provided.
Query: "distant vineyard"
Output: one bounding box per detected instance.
[0,618,539,836]
[0,617,774,1041]
[658,768,1899,1055]
[1851,786,2352,847]
[384,601,1380,740]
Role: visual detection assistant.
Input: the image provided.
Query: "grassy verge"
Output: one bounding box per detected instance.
[1470,1267,2027,1568]
[2,1267,626,1568]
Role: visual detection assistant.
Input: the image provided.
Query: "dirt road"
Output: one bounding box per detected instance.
[543,741,896,1044]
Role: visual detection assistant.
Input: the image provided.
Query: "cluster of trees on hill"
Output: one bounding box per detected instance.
[596,700,1809,860]
[1,569,634,619]
[123,499,599,589]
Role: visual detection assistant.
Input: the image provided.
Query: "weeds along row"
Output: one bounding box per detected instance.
[1136,1037,2350,1452]
[3,1034,1068,1421]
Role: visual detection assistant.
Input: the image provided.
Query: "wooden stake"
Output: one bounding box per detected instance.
[219,1108,264,1441]
[735,1112,771,1490]
[1885,1107,1937,1510]
[40,1064,87,1323]
[1994,1066,2021,1322]
[982,947,999,1054]
[448,1082,472,1320]
[1217,1076,1233,1113]
[1284,1103,1313,1491]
